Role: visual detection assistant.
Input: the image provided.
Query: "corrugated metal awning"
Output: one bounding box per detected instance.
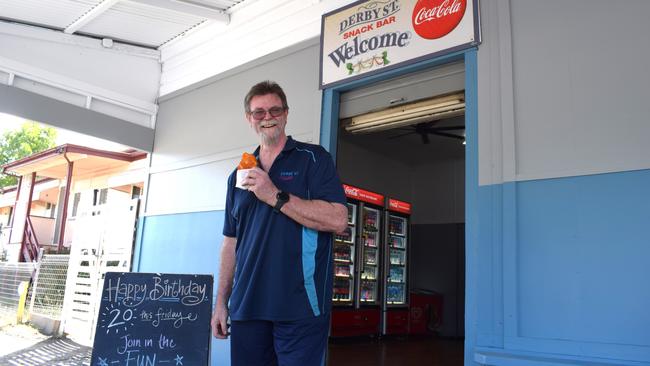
[0,0,246,48]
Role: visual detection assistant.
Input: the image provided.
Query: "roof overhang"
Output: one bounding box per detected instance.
[1,144,147,179]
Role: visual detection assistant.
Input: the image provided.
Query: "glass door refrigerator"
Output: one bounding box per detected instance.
[358,202,381,308]
[332,202,356,305]
[331,184,384,337]
[381,198,412,335]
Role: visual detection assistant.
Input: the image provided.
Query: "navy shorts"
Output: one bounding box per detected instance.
[230,313,330,366]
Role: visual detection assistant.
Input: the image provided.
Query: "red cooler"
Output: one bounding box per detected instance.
[409,290,443,335]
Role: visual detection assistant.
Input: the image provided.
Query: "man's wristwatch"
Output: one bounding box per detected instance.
[273,191,290,213]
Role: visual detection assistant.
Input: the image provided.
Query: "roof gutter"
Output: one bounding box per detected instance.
[1,144,147,174]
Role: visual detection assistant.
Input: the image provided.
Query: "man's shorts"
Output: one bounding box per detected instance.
[230,313,330,366]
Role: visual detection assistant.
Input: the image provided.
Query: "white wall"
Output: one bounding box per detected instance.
[478,0,650,186]
[30,216,55,245]
[159,0,357,97]
[147,42,323,216]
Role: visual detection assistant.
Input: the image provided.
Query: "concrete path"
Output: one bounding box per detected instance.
[0,337,91,366]
[0,323,48,356]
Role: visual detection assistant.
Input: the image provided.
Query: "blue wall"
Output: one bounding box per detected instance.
[134,210,231,366]
[474,169,650,365]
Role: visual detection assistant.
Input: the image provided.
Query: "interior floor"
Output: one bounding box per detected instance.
[328,336,463,366]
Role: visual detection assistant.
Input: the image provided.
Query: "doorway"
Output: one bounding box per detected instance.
[324,52,476,365]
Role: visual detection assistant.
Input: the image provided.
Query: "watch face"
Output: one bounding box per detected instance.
[277,191,289,202]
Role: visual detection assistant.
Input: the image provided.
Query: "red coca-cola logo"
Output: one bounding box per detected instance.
[344,185,359,197]
[412,0,466,40]
[343,184,384,204]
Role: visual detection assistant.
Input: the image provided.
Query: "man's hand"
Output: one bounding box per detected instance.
[211,303,230,339]
[242,167,278,205]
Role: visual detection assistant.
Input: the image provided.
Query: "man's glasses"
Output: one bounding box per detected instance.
[249,106,286,121]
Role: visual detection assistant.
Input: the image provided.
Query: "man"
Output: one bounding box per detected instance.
[211,81,348,365]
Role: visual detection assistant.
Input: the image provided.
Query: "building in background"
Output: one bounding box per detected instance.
[0,144,146,262]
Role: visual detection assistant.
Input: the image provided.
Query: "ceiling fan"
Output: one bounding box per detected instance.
[388,121,465,144]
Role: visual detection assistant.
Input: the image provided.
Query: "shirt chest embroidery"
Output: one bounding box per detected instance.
[279,170,300,181]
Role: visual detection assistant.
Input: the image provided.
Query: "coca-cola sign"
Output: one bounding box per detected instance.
[412,0,466,39]
[343,184,385,205]
[320,0,480,88]
[388,198,412,214]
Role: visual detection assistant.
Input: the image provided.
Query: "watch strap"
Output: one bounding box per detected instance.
[273,191,289,213]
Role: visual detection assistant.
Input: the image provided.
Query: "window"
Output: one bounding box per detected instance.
[93,188,109,206]
[6,207,12,226]
[71,193,81,217]
[131,186,142,199]
[99,188,108,205]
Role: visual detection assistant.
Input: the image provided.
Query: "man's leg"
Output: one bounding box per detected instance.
[273,313,330,366]
[231,320,278,366]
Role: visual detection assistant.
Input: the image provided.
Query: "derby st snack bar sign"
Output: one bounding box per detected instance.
[319,0,480,88]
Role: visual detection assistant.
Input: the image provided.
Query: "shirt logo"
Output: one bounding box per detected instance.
[279,171,300,181]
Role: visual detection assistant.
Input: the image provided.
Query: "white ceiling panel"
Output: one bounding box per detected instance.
[0,0,102,30]
[76,1,208,48]
[171,0,242,10]
[0,0,243,48]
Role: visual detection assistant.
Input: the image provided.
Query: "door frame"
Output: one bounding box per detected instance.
[319,48,478,364]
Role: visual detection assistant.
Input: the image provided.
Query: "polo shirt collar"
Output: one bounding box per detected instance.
[252,136,297,157]
[282,136,297,152]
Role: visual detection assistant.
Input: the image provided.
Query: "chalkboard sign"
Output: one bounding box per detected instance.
[90,272,213,366]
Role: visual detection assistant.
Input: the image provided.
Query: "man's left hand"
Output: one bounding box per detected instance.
[242,167,278,205]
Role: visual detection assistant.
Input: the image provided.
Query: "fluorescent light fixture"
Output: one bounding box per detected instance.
[346,92,465,134]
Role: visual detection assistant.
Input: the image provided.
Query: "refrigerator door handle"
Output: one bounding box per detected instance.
[354,202,363,309]
[384,212,391,307]
[359,235,366,273]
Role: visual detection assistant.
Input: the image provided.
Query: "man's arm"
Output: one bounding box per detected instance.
[211,236,236,339]
[243,167,348,233]
[278,196,348,233]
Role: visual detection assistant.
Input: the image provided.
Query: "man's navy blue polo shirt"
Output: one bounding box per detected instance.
[223,136,346,321]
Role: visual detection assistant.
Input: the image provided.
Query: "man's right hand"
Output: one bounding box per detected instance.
[211,303,230,339]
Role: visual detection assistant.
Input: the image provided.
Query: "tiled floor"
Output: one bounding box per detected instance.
[328,336,464,366]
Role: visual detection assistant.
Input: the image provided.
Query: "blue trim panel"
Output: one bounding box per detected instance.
[302,227,321,316]
[464,49,481,365]
[475,169,650,365]
[136,211,224,276]
[134,211,230,366]
[319,89,340,157]
[475,347,650,366]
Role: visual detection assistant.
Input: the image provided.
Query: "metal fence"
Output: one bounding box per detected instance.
[0,261,35,325]
[27,255,70,319]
